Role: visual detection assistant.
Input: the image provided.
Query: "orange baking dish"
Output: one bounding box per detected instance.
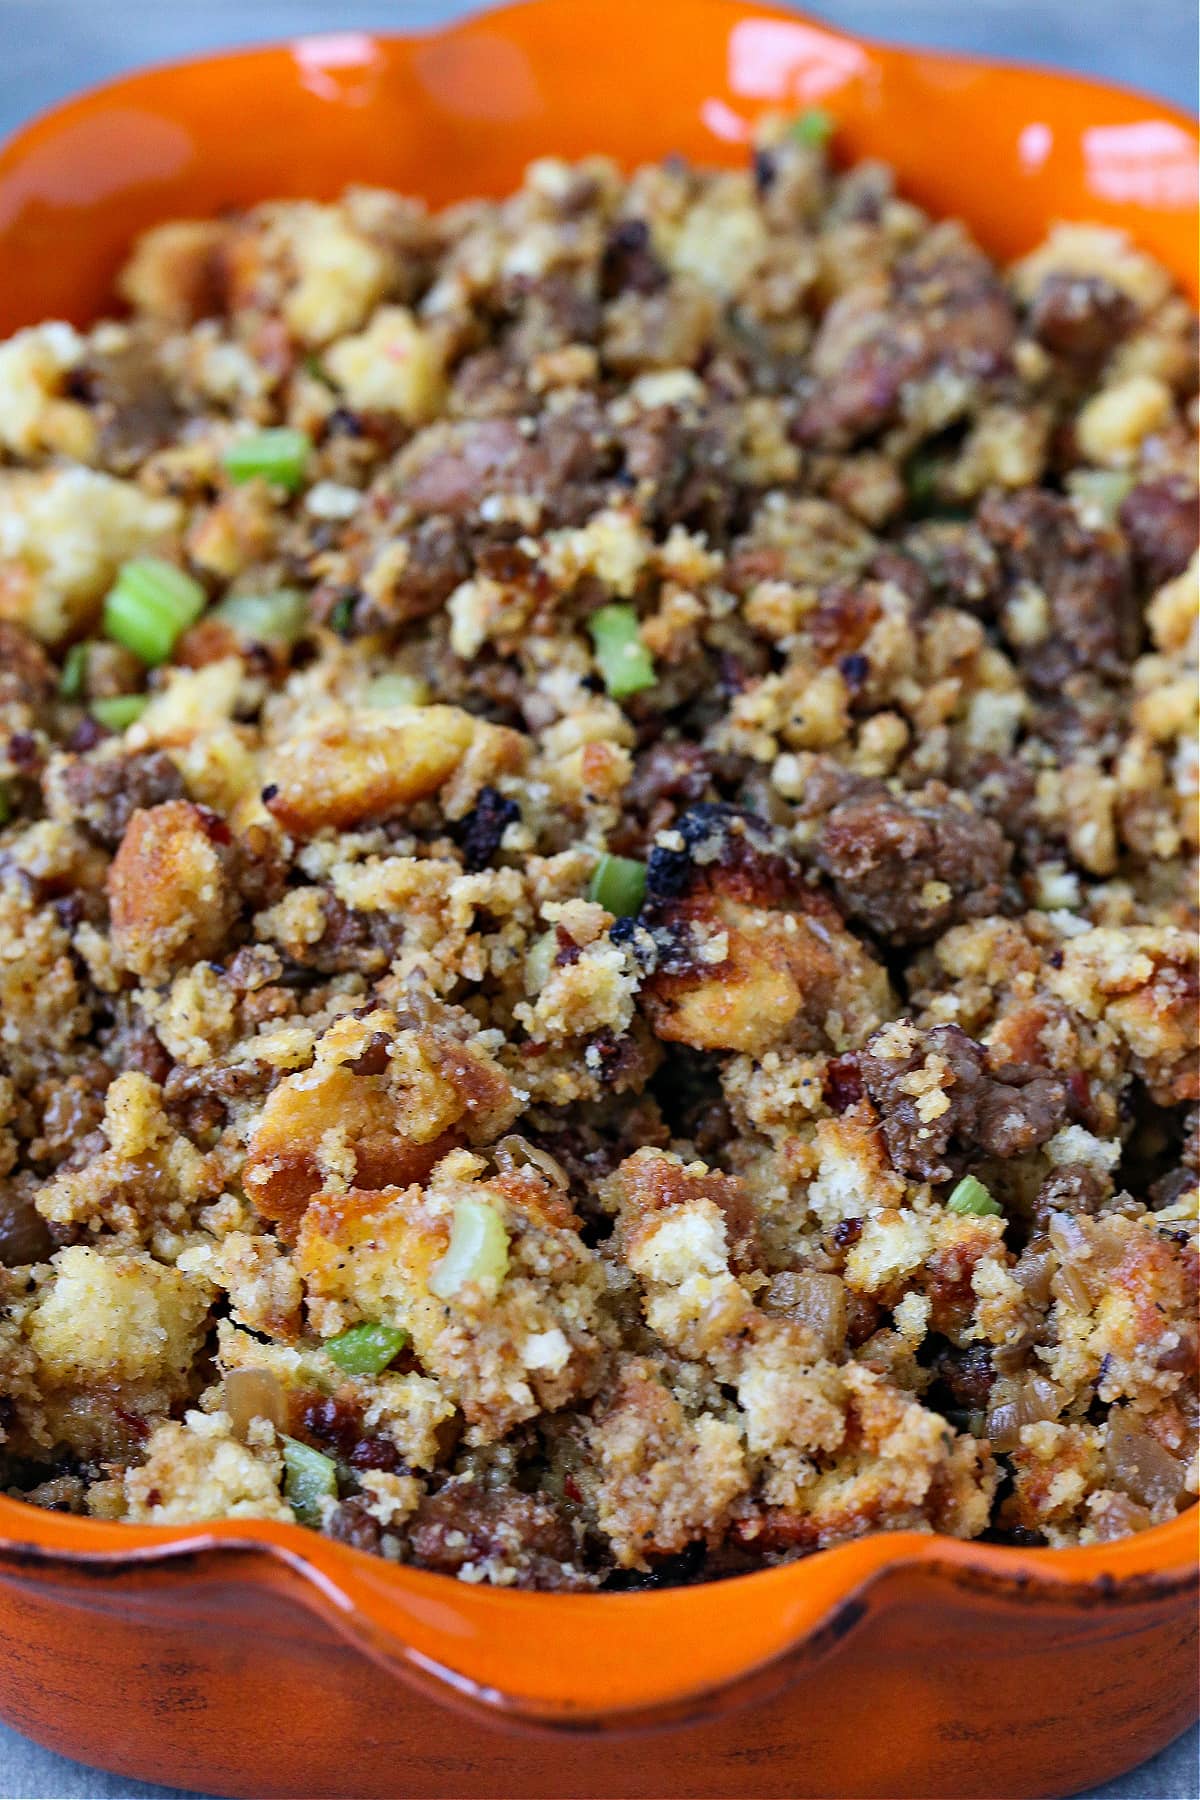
[0,4,1195,1795]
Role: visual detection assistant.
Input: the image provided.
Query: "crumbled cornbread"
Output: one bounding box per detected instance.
[0,122,1195,1586]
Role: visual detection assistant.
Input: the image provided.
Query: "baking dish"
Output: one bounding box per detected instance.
[0,2,1195,1794]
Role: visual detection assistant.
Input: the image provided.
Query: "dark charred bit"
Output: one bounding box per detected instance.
[860,1022,1069,1182]
[602,1539,710,1590]
[453,786,520,872]
[644,803,792,907]
[607,914,660,976]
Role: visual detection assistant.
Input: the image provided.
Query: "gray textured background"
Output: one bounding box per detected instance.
[0,1,1196,1795]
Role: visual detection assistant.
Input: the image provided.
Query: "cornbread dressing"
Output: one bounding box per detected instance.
[0,123,1195,1589]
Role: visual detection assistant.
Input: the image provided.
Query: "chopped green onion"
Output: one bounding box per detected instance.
[587,852,646,917]
[323,1320,408,1378]
[946,1175,1002,1218]
[59,642,88,699]
[102,558,206,665]
[281,1436,337,1526]
[588,603,656,700]
[214,588,309,645]
[790,108,834,147]
[905,448,943,512]
[0,782,10,827]
[328,596,356,637]
[223,428,312,494]
[90,694,148,733]
[429,1195,509,1301]
[365,673,430,709]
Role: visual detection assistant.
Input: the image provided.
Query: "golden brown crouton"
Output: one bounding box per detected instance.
[107,801,237,983]
[296,1151,607,1442]
[262,707,475,837]
[242,1008,520,1238]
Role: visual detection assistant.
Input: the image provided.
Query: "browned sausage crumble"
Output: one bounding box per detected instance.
[0,121,1196,1588]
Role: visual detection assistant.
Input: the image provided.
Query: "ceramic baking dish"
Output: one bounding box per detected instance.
[0,3,1195,1794]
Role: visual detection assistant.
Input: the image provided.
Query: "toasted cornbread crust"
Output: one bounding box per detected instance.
[0,126,1195,1586]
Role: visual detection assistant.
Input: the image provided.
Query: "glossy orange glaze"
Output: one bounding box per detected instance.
[0,4,1196,1793]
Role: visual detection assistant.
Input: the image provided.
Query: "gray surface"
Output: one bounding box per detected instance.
[0,0,1196,1795]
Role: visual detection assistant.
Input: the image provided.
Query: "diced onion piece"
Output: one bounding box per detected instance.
[323,1320,408,1377]
[493,1133,570,1194]
[1047,1213,1106,1307]
[588,604,655,699]
[214,589,309,645]
[91,694,148,732]
[428,1196,509,1300]
[947,1175,1002,1217]
[281,1436,337,1526]
[222,1368,288,1443]
[985,1374,1063,1451]
[223,428,312,494]
[587,852,647,917]
[103,558,206,665]
[1091,1491,1152,1540]
[365,673,430,709]
[984,1399,1021,1452]
[790,107,834,146]
[762,1269,847,1355]
[1014,1244,1054,1306]
[1105,1409,1187,1509]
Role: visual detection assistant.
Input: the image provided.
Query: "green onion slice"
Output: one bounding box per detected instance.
[588,603,656,700]
[223,428,312,494]
[102,558,206,666]
[364,673,430,709]
[946,1175,1002,1218]
[790,108,834,147]
[59,642,88,699]
[281,1436,338,1526]
[214,588,309,645]
[428,1196,509,1301]
[587,852,647,917]
[0,782,11,827]
[90,694,149,733]
[323,1320,409,1378]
